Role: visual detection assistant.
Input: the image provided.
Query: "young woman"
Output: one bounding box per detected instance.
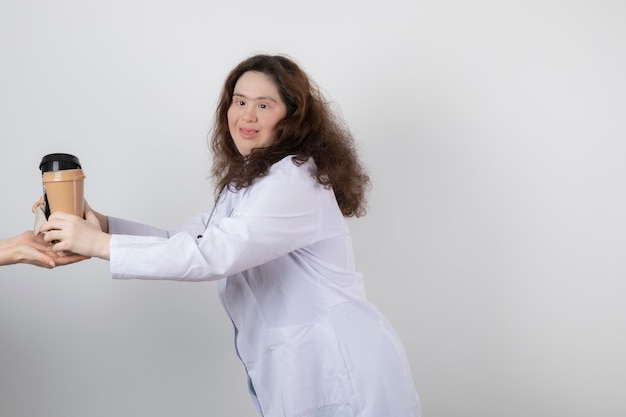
[41,54,421,417]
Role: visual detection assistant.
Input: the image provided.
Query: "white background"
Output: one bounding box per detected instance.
[1,1,625,416]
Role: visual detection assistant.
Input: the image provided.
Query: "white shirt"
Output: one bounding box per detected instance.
[108,156,420,417]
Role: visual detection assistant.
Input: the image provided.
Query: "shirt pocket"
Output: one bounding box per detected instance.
[268,319,357,416]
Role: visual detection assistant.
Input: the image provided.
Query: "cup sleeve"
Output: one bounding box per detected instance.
[33,205,46,235]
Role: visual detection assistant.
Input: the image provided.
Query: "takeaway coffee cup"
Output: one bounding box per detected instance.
[39,153,85,219]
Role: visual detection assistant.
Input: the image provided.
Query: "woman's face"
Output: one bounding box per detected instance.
[227,71,288,156]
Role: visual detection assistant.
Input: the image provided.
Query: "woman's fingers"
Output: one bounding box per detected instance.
[50,251,91,266]
[40,213,72,249]
[40,211,70,233]
[37,209,110,259]
[32,195,45,212]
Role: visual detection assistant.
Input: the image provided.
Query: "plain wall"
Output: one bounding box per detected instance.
[1,1,625,416]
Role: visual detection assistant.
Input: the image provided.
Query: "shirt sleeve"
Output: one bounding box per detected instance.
[108,213,209,238]
[110,159,335,281]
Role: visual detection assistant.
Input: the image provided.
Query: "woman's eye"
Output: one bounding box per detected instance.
[259,103,268,109]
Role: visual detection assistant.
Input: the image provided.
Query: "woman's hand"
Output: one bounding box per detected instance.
[32,197,109,232]
[40,202,111,260]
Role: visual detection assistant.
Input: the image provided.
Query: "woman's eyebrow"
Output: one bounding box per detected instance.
[233,92,279,103]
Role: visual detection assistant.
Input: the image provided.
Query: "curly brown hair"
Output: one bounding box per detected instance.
[210,54,370,217]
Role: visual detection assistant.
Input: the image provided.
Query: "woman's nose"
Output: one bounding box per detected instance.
[242,106,257,122]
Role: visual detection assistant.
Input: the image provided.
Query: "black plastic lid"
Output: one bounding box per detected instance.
[39,153,82,172]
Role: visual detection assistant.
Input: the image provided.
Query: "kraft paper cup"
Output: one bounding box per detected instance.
[39,153,82,219]
[42,169,86,217]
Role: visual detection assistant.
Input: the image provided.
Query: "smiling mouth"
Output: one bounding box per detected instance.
[239,128,259,138]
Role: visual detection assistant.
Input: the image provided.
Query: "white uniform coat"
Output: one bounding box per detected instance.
[108,156,420,417]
